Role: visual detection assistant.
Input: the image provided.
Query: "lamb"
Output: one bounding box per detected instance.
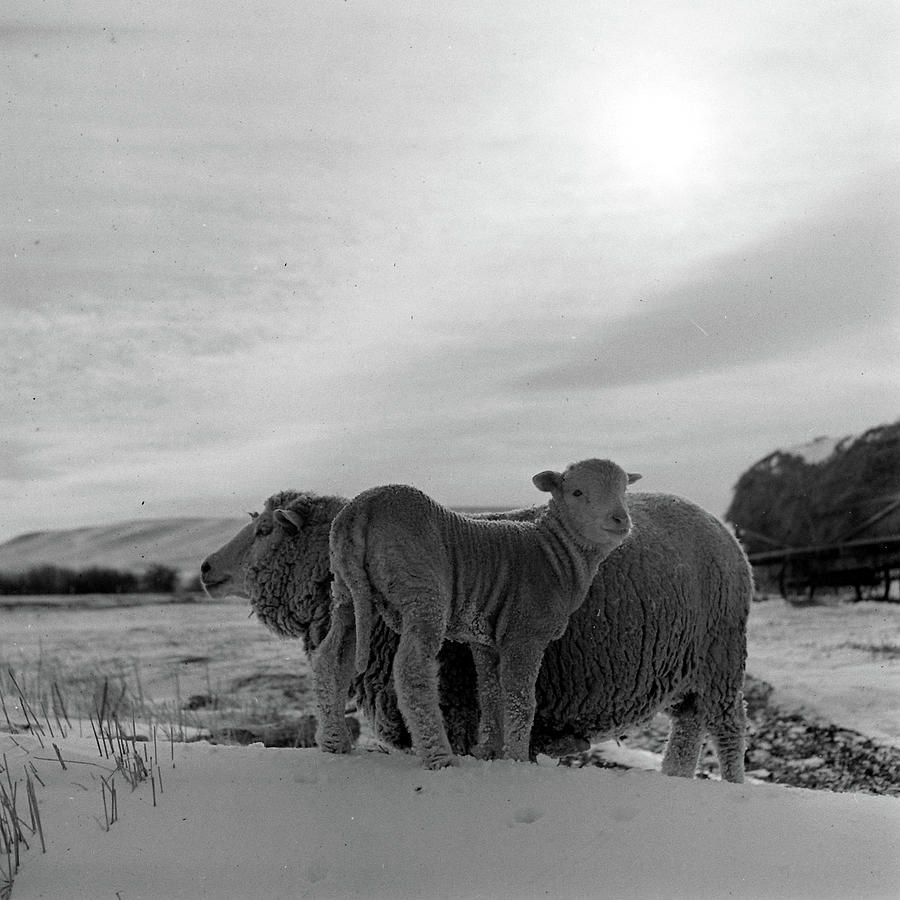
[200,483,752,781]
[313,460,640,769]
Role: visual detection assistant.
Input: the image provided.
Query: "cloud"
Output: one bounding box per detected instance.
[514,183,899,392]
[3,2,898,542]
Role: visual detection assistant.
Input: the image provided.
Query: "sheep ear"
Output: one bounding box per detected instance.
[274,508,304,533]
[627,473,642,485]
[532,470,562,493]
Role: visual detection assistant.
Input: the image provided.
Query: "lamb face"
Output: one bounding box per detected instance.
[533,458,641,546]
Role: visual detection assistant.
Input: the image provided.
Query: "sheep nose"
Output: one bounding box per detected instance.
[607,512,630,534]
[201,560,211,576]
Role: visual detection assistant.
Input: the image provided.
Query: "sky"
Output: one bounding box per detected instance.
[2,0,899,542]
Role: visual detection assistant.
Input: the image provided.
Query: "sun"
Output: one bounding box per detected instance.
[609,88,712,188]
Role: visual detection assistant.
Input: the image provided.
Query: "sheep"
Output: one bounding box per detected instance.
[201,485,752,782]
[200,491,346,657]
[313,460,640,769]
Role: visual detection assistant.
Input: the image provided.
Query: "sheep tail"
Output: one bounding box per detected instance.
[329,501,377,675]
[354,585,375,673]
[336,509,376,674]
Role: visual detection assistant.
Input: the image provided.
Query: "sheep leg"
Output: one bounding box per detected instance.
[470,644,503,760]
[706,692,747,784]
[499,642,545,762]
[661,693,705,778]
[437,643,481,756]
[393,599,456,770]
[312,585,356,754]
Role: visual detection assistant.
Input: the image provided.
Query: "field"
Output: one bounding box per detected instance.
[2,592,898,751]
[0,595,312,742]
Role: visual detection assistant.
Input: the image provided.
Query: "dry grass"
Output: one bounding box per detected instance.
[0,660,197,898]
[1,753,44,900]
[0,635,326,897]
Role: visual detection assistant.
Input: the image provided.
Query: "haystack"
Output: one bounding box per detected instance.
[726,421,900,554]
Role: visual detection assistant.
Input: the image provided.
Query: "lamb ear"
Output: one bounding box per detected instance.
[273,508,304,533]
[627,472,642,485]
[532,470,562,493]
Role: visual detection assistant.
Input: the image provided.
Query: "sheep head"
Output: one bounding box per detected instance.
[200,490,346,652]
[533,458,641,547]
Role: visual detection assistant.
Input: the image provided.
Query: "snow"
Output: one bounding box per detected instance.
[3,598,898,898]
[747,601,900,746]
[5,731,899,900]
[780,435,844,465]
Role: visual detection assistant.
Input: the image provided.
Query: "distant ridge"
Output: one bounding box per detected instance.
[0,506,513,578]
[0,517,245,577]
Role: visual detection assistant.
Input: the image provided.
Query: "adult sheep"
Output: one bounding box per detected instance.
[201,486,752,782]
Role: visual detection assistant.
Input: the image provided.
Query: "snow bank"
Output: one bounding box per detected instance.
[7,731,899,900]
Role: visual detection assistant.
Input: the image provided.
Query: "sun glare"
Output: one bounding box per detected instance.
[609,88,711,189]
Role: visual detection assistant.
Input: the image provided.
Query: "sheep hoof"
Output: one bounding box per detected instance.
[319,741,352,755]
[317,729,353,754]
[502,746,531,763]
[471,743,500,761]
[423,753,458,770]
[532,733,590,757]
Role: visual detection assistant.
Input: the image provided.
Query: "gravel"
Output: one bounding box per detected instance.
[565,675,900,796]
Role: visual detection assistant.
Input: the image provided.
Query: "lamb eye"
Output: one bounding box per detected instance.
[572,489,583,497]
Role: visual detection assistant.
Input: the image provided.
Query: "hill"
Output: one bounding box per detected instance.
[0,501,515,581]
[0,517,245,577]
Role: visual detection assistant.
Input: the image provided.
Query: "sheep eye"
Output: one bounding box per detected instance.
[572,489,583,497]
[253,515,272,536]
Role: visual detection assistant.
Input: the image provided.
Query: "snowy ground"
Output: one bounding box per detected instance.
[746,599,900,746]
[4,729,900,900]
[2,597,898,898]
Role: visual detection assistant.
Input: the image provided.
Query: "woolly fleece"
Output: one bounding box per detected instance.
[201,489,752,780]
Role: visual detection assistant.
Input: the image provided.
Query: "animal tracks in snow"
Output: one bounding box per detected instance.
[305,859,329,883]
[510,805,545,825]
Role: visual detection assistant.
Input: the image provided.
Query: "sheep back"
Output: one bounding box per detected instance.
[331,483,597,665]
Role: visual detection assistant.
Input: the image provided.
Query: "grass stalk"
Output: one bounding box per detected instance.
[24,771,44,854]
[51,744,67,771]
[39,701,55,740]
[28,763,44,789]
[0,689,13,734]
[51,681,72,731]
[1,654,189,897]
[89,714,105,758]
[100,778,110,832]
[5,671,45,748]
